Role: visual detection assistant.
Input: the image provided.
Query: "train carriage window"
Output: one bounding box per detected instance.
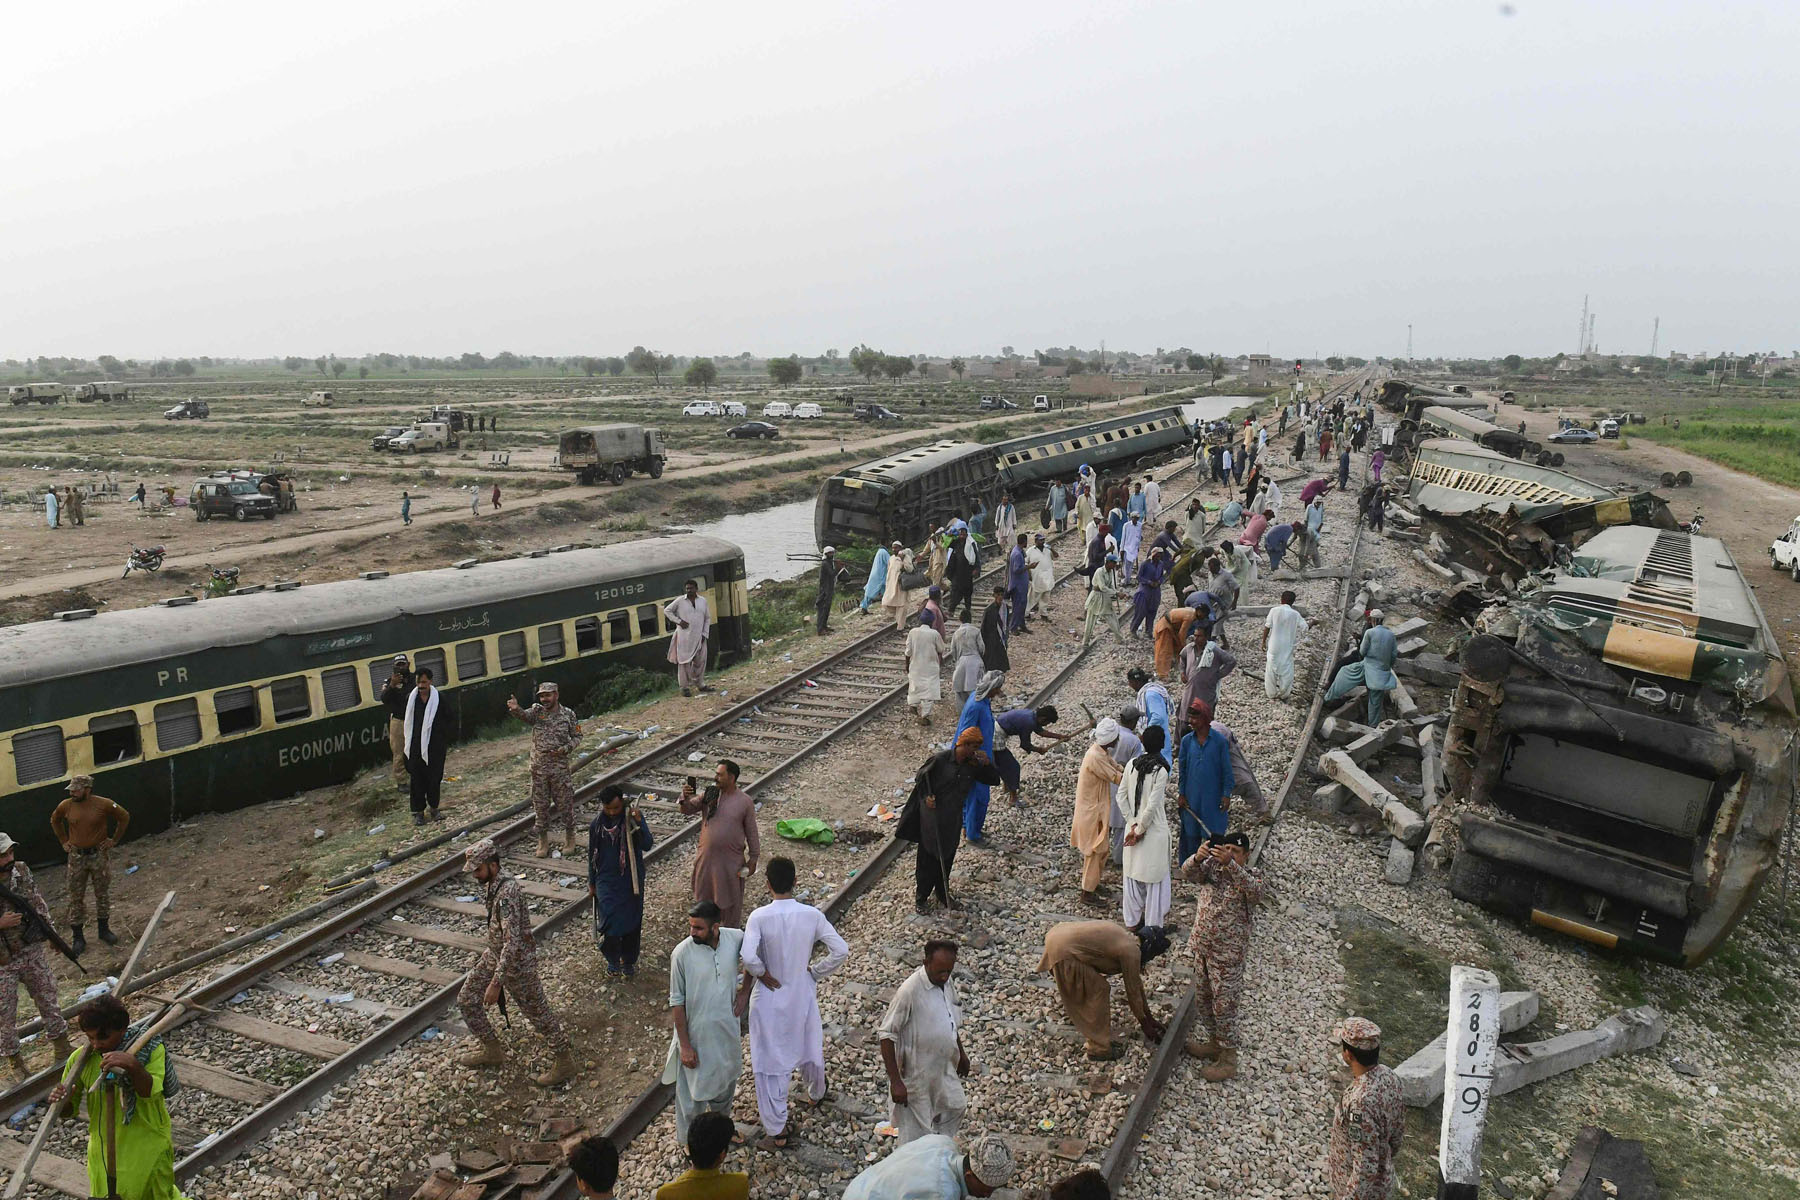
[89,711,141,765]
[413,648,448,685]
[215,686,260,736]
[1053,443,1066,453]
[322,666,362,712]
[153,698,202,751]
[606,610,632,647]
[539,623,567,661]
[1132,426,1143,435]
[636,604,660,639]
[498,631,528,672]
[1101,432,1114,442]
[367,659,402,700]
[455,640,488,681]
[271,676,313,724]
[576,616,602,653]
[1071,439,1082,448]
[12,727,66,785]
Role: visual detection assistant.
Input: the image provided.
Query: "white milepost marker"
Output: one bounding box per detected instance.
[1438,964,1500,1199]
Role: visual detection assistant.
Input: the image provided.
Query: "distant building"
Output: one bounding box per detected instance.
[1247,354,1271,387]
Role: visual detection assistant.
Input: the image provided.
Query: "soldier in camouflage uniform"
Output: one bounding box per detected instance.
[1327,1017,1405,1200]
[456,838,576,1086]
[507,682,583,857]
[0,832,73,1080]
[1178,830,1263,1082]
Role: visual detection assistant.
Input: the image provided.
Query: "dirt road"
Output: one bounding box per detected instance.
[1509,402,1800,666]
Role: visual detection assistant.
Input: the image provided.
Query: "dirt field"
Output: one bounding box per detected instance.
[0,380,1200,621]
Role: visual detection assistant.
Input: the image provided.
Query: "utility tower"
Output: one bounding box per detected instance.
[1649,317,1660,358]
[1586,313,1597,357]
[1406,324,1413,360]
[1578,295,1589,356]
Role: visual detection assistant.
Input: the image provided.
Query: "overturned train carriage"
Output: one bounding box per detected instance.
[0,537,750,865]
[1406,438,1675,574]
[814,405,1190,549]
[1445,526,1795,964]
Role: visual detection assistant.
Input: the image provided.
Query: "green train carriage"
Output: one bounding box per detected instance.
[0,537,749,865]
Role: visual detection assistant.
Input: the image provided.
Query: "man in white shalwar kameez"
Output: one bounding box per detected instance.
[663,900,751,1144]
[993,493,1016,552]
[1024,533,1055,616]
[1262,589,1309,700]
[882,542,918,631]
[878,941,970,1145]
[664,580,712,696]
[904,614,949,723]
[741,858,850,1149]
[1142,474,1162,524]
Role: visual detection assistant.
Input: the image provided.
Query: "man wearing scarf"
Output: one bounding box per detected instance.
[896,728,1001,911]
[403,668,451,825]
[588,785,653,976]
[49,995,185,1200]
[952,671,1005,847]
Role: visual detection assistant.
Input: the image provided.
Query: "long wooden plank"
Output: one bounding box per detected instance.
[206,1011,354,1060]
[170,1054,282,1105]
[415,895,487,917]
[516,879,586,902]
[334,949,460,986]
[505,855,586,878]
[0,1137,89,1199]
[375,918,487,951]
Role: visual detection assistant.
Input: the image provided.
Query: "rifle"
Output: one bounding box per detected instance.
[0,878,82,969]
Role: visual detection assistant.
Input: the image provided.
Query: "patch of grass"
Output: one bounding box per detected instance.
[580,665,675,713]
[748,575,817,641]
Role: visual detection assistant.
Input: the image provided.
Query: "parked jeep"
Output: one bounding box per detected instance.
[190,477,277,521]
[165,399,210,420]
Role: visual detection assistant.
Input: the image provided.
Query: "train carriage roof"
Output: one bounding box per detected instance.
[835,440,987,485]
[987,405,1186,456]
[0,535,741,687]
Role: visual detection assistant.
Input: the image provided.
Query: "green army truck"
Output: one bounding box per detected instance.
[557,424,666,485]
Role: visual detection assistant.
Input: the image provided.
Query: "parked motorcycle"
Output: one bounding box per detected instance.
[204,564,241,598]
[1680,509,1706,536]
[123,544,166,578]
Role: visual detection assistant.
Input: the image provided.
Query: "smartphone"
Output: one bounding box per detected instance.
[687,775,698,790]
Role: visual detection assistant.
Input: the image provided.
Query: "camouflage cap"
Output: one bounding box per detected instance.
[536,681,558,696]
[463,838,500,872]
[1336,1016,1382,1051]
[68,775,94,791]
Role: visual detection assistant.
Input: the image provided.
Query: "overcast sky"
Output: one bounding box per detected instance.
[4,1,1795,362]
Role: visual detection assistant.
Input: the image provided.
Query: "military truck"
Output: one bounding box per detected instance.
[190,476,278,521]
[73,382,131,403]
[557,424,666,485]
[7,384,66,405]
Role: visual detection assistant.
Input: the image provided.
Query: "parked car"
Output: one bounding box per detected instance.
[792,402,824,419]
[854,404,900,422]
[682,400,723,417]
[1032,395,1051,411]
[164,399,210,420]
[371,426,406,450]
[980,396,1018,411]
[1770,516,1800,580]
[721,401,747,417]
[727,421,781,440]
[1599,418,1621,439]
[303,390,338,407]
[763,401,793,418]
[190,477,277,521]
[1549,427,1599,444]
[388,421,458,452]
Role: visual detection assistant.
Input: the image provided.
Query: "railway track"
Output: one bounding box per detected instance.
[0,445,1217,1197]
[507,375,1385,1199]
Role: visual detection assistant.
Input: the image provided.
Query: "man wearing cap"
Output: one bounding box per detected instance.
[0,833,73,1080]
[508,682,584,857]
[1082,553,1122,647]
[1179,832,1264,1081]
[1073,721,1123,903]
[456,838,576,1085]
[1038,922,1168,1061]
[1175,700,1234,862]
[952,671,1004,848]
[665,578,713,696]
[1322,609,1399,725]
[897,731,1001,912]
[380,655,415,788]
[50,776,130,955]
[1328,1017,1405,1200]
[816,546,843,635]
[843,1133,1015,1200]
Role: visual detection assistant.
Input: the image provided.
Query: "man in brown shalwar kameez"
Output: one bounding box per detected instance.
[679,760,761,928]
[1037,921,1168,1061]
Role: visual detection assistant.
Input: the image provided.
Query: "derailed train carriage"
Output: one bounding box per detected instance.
[814,404,1191,549]
[1444,526,1795,964]
[0,537,749,864]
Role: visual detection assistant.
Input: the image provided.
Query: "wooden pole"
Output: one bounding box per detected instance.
[3,890,175,1199]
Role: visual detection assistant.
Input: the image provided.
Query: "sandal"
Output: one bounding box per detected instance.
[755,1135,789,1151]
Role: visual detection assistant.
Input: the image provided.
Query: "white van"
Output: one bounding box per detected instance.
[682,400,723,417]
[1032,394,1050,411]
[792,402,824,419]
[763,401,793,419]
[303,390,337,407]
[721,401,747,417]
[1600,418,1621,439]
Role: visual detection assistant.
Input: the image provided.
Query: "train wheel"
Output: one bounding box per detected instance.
[1551,452,1565,467]
[1660,472,1676,487]
[1535,451,1552,466]
[1677,471,1692,487]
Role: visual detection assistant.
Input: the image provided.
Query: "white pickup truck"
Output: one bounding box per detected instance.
[1771,517,1800,580]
